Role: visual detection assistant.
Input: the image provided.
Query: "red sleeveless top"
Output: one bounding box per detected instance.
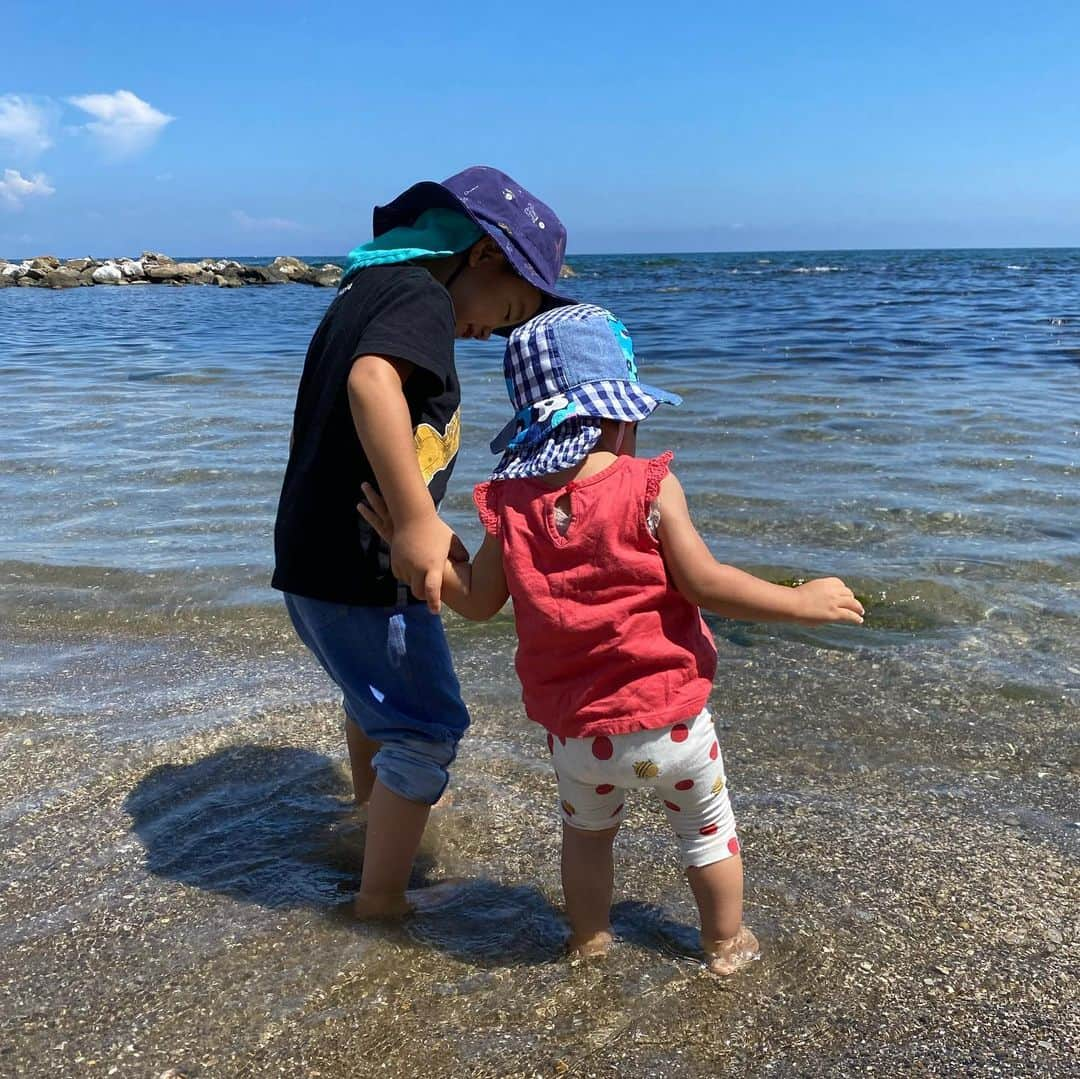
[474,452,717,738]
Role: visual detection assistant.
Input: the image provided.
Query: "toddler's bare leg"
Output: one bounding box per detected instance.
[562,822,619,956]
[352,778,430,920]
[345,719,379,805]
[687,854,759,975]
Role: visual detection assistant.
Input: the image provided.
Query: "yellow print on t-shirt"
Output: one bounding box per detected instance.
[414,408,461,486]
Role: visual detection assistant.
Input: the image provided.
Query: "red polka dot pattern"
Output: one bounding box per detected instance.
[595,783,615,795]
[709,741,719,761]
[699,823,719,836]
[592,735,614,760]
[664,800,681,812]
[610,803,624,817]
[727,836,740,855]
[674,779,694,791]
[670,723,689,742]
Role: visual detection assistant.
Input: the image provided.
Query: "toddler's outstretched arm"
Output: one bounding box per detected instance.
[656,473,864,626]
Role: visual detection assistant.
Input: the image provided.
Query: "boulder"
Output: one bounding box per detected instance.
[141,251,175,265]
[30,255,61,270]
[0,272,17,288]
[145,261,203,282]
[92,263,124,285]
[66,257,97,273]
[206,259,243,275]
[238,265,287,284]
[213,274,244,288]
[269,255,311,279]
[119,259,145,280]
[313,265,343,287]
[43,268,84,289]
[1,261,24,279]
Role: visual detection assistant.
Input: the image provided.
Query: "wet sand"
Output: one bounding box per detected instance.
[2,622,1076,1078]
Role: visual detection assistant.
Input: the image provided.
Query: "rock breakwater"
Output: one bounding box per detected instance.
[0,253,343,289]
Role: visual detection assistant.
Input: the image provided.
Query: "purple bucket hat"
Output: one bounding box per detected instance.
[373,165,575,325]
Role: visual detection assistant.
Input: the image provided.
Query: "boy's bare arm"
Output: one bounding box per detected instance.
[440,533,510,621]
[656,473,864,625]
[347,354,452,613]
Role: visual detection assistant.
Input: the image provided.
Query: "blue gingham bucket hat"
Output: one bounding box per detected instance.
[490,304,682,479]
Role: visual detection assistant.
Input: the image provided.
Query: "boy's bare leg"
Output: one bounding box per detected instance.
[353,778,430,919]
[345,719,379,805]
[561,822,619,956]
[687,854,759,975]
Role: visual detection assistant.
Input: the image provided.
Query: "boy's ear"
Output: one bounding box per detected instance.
[468,235,504,267]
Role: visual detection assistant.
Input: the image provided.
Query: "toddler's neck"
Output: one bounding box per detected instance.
[533,449,632,490]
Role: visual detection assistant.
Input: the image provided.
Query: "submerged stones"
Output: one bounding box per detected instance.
[0,253,345,289]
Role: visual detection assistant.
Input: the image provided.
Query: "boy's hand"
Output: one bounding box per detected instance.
[792,578,865,626]
[391,511,454,613]
[358,482,470,612]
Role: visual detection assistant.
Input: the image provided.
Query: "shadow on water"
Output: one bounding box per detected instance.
[611,900,701,958]
[124,745,361,908]
[123,744,568,966]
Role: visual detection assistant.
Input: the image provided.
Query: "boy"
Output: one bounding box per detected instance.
[273,166,572,917]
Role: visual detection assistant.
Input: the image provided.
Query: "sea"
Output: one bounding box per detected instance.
[1,249,1076,1076]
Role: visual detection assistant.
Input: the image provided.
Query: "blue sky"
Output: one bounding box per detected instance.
[3,3,1079,256]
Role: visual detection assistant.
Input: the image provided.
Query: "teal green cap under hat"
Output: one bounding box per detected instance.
[340,208,483,287]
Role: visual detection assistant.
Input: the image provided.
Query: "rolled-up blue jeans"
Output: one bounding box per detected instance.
[284,592,470,805]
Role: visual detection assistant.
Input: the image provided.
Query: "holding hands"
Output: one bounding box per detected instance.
[358,482,469,614]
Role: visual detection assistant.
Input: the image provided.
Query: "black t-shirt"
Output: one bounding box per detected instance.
[272,265,460,605]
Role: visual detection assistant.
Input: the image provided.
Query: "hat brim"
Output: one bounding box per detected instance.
[490,381,682,455]
[491,419,603,480]
[373,180,576,335]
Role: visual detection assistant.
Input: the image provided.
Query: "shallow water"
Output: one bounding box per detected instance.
[1,250,1077,1076]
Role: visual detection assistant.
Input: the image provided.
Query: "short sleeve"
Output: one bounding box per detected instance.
[351,269,455,387]
[644,451,675,502]
[474,481,502,536]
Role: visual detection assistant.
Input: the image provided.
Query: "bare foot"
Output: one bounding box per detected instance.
[352,892,413,920]
[703,925,760,976]
[567,929,614,958]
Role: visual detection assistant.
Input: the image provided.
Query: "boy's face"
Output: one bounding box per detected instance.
[449,240,543,340]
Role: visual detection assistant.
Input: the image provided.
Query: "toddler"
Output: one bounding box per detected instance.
[361,304,864,971]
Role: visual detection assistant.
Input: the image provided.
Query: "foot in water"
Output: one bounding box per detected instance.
[567,929,615,959]
[702,925,760,976]
[351,878,473,921]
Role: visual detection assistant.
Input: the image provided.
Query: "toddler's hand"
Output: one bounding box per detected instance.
[792,578,865,626]
[358,482,394,543]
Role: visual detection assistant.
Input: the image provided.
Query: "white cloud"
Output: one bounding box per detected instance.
[0,95,55,157]
[232,210,302,232]
[0,169,55,208]
[67,90,174,157]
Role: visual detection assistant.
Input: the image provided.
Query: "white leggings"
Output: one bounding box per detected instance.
[548,708,739,869]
